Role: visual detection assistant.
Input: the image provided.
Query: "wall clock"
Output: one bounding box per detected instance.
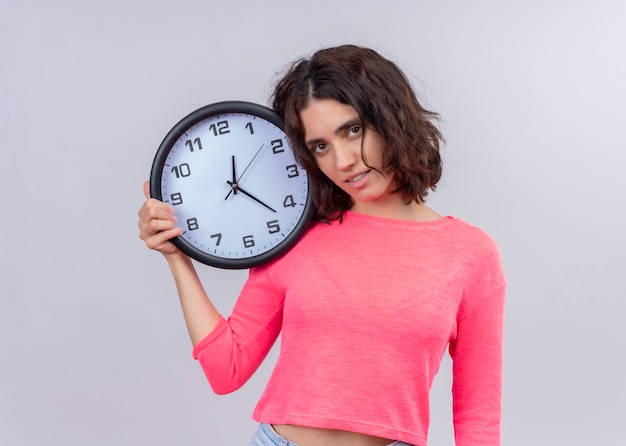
[150,101,313,269]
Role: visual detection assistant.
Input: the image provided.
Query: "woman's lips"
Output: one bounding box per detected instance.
[345,169,371,185]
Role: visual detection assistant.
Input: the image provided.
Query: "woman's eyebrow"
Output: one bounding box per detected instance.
[305,117,361,147]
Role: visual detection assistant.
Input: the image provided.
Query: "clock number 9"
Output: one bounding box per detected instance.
[171,192,183,205]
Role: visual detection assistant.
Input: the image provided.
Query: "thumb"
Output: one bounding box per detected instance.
[143,180,151,199]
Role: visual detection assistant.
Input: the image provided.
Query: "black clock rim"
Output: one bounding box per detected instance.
[149,100,314,269]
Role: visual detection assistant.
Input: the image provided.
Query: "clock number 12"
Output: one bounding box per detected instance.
[209,120,230,136]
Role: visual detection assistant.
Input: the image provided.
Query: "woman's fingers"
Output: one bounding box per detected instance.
[138,182,183,255]
[139,202,177,235]
[143,180,151,199]
[144,226,183,251]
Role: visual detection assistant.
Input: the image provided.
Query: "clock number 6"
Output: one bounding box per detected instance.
[243,235,255,248]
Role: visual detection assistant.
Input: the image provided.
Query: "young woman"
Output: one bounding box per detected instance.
[138,45,506,446]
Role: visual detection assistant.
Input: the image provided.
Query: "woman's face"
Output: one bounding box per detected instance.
[300,98,400,215]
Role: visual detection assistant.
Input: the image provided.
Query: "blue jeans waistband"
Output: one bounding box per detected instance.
[249,423,413,446]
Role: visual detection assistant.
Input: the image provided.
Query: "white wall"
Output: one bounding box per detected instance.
[1,1,625,445]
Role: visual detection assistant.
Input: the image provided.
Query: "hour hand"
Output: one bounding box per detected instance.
[231,155,237,194]
[226,180,276,213]
[225,155,238,199]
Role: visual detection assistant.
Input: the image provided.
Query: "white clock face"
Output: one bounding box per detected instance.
[152,103,312,268]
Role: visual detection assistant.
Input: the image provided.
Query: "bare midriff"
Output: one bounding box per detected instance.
[272,424,395,446]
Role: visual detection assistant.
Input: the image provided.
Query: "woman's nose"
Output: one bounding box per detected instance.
[334,143,358,170]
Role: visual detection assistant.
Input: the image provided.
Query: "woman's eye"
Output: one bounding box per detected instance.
[312,143,327,153]
[348,126,362,136]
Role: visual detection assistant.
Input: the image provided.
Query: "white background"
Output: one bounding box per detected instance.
[1,1,625,445]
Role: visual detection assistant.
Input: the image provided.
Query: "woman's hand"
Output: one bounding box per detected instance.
[137,181,184,258]
[138,181,221,345]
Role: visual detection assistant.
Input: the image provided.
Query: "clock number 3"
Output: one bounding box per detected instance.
[285,164,299,178]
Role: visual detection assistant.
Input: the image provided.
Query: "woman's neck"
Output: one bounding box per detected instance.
[350,200,442,222]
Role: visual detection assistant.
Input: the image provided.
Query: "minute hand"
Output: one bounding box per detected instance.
[225,143,265,200]
[226,180,276,213]
[238,143,265,181]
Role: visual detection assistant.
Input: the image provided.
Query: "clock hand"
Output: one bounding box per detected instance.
[231,155,237,194]
[236,143,265,182]
[225,155,238,200]
[226,180,276,213]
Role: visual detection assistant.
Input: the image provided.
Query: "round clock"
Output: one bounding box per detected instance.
[150,101,313,269]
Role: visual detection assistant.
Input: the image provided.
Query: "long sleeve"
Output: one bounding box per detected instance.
[192,265,284,394]
[450,284,506,445]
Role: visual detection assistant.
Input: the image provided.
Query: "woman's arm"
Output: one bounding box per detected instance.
[138,181,283,393]
[450,285,506,446]
[137,181,220,345]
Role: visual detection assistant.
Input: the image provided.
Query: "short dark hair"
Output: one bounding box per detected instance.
[272,44,443,222]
